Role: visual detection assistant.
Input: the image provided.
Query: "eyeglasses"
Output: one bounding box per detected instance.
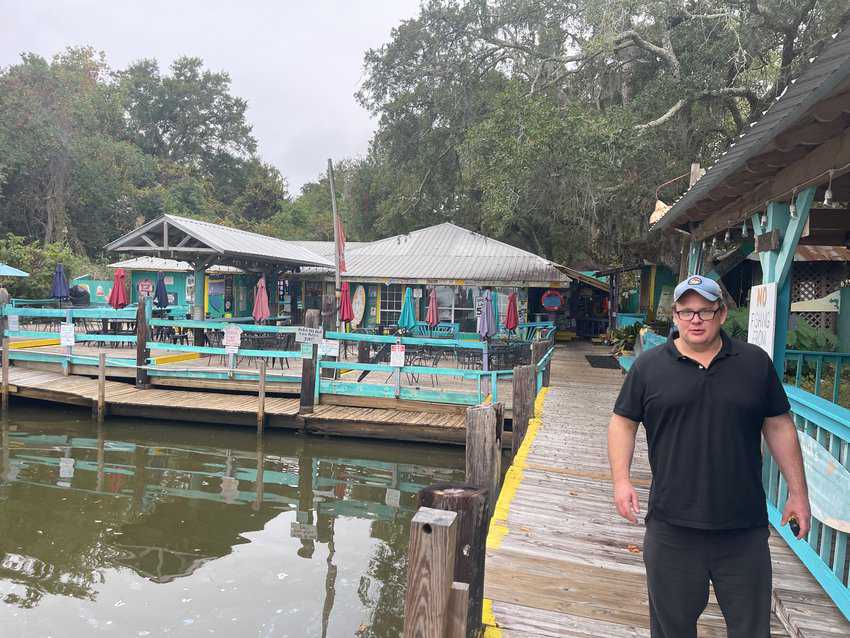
[675,308,720,321]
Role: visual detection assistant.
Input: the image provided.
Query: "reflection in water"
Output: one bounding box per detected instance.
[0,407,464,636]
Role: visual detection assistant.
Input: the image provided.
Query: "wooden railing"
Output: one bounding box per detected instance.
[785,350,850,407]
[766,385,850,619]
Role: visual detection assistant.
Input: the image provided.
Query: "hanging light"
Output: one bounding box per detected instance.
[760,212,767,227]
[724,229,731,243]
[824,170,835,207]
[790,189,798,218]
[711,235,717,250]
[742,221,749,238]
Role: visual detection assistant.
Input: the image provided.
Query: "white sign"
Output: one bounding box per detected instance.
[295,326,324,344]
[290,522,318,540]
[475,295,486,317]
[747,283,778,359]
[7,315,18,332]
[413,288,422,299]
[385,487,401,509]
[318,339,340,357]
[301,342,314,359]
[59,322,75,347]
[222,326,242,355]
[390,344,405,367]
[58,457,75,479]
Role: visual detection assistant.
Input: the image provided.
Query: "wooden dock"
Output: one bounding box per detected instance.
[483,342,850,637]
[4,366,475,443]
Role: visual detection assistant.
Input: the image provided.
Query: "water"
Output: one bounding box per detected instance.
[0,403,465,637]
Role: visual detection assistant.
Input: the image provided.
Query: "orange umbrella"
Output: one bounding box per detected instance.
[339,282,353,323]
[106,268,129,309]
[505,292,519,331]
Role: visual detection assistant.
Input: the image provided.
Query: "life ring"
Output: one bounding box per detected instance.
[541,289,564,311]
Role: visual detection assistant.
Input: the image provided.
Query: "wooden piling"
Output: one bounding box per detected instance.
[465,404,500,515]
[257,359,267,433]
[2,337,9,413]
[135,299,150,388]
[96,353,106,423]
[418,484,488,637]
[403,507,458,638]
[300,309,321,414]
[511,364,535,456]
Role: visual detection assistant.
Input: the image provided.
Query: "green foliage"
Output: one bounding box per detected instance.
[787,317,837,353]
[723,307,750,340]
[611,322,642,354]
[0,234,99,298]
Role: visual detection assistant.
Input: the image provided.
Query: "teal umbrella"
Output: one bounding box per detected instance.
[491,290,500,332]
[397,288,416,331]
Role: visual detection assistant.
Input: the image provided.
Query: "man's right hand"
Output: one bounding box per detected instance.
[613,479,640,523]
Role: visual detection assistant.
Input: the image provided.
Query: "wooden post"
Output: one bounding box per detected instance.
[96,352,106,423]
[257,359,267,433]
[300,309,320,414]
[446,583,470,638]
[511,365,535,457]
[357,339,370,364]
[135,297,151,388]
[465,404,500,516]
[403,507,458,638]
[1,337,9,413]
[418,484,488,637]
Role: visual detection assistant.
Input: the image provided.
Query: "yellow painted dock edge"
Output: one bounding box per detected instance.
[152,352,201,365]
[482,386,549,636]
[9,338,60,349]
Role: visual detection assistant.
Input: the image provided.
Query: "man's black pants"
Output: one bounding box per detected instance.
[643,516,772,638]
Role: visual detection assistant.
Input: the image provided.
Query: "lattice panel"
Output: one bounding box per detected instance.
[790,262,845,332]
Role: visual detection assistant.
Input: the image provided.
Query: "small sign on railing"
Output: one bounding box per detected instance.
[300,342,314,358]
[7,315,18,332]
[59,322,75,347]
[295,326,323,344]
[318,339,340,357]
[222,325,242,355]
[390,344,405,367]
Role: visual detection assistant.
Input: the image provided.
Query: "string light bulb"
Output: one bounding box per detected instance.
[760,213,767,227]
[711,235,717,250]
[790,189,798,218]
[824,170,834,207]
[724,229,731,243]
[742,221,749,238]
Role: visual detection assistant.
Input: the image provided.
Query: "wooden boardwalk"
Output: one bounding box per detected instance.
[483,342,849,637]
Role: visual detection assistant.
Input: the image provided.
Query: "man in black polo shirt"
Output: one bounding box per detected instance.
[608,275,811,638]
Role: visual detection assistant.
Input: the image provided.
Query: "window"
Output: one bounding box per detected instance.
[380,284,404,325]
[304,281,323,310]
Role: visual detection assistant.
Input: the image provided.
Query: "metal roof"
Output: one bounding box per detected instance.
[651,28,850,233]
[287,240,368,260]
[301,223,608,290]
[105,215,334,269]
[108,256,244,274]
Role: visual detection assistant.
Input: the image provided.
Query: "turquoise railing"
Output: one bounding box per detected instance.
[785,350,850,406]
[535,344,555,390]
[765,385,850,619]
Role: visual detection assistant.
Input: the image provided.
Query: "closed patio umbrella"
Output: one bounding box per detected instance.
[339,282,353,324]
[51,263,70,300]
[106,268,129,309]
[505,292,519,332]
[491,290,500,332]
[153,272,169,308]
[426,288,439,328]
[252,275,271,323]
[477,289,497,340]
[397,288,416,331]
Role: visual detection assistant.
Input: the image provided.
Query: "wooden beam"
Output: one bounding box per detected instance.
[140,234,159,248]
[693,125,850,240]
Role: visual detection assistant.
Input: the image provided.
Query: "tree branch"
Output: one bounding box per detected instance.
[635,87,759,130]
[614,30,680,79]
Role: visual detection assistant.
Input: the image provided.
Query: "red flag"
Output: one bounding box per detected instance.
[335,215,347,273]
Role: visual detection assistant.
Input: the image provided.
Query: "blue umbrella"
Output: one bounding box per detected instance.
[154,271,169,308]
[51,263,70,299]
[477,289,497,340]
[397,288,416,331]
[491,290,500,332]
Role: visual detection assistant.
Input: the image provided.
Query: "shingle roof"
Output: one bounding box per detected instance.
[651,28,850,232]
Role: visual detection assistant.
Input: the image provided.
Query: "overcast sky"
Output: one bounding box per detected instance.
[0,0,421,193]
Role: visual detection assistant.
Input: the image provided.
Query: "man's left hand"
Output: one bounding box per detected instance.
[781,494,811,540]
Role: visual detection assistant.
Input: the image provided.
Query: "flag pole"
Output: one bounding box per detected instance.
[328,158,341,331]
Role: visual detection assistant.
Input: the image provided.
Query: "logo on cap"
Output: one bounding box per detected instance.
[687,276,702,285]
